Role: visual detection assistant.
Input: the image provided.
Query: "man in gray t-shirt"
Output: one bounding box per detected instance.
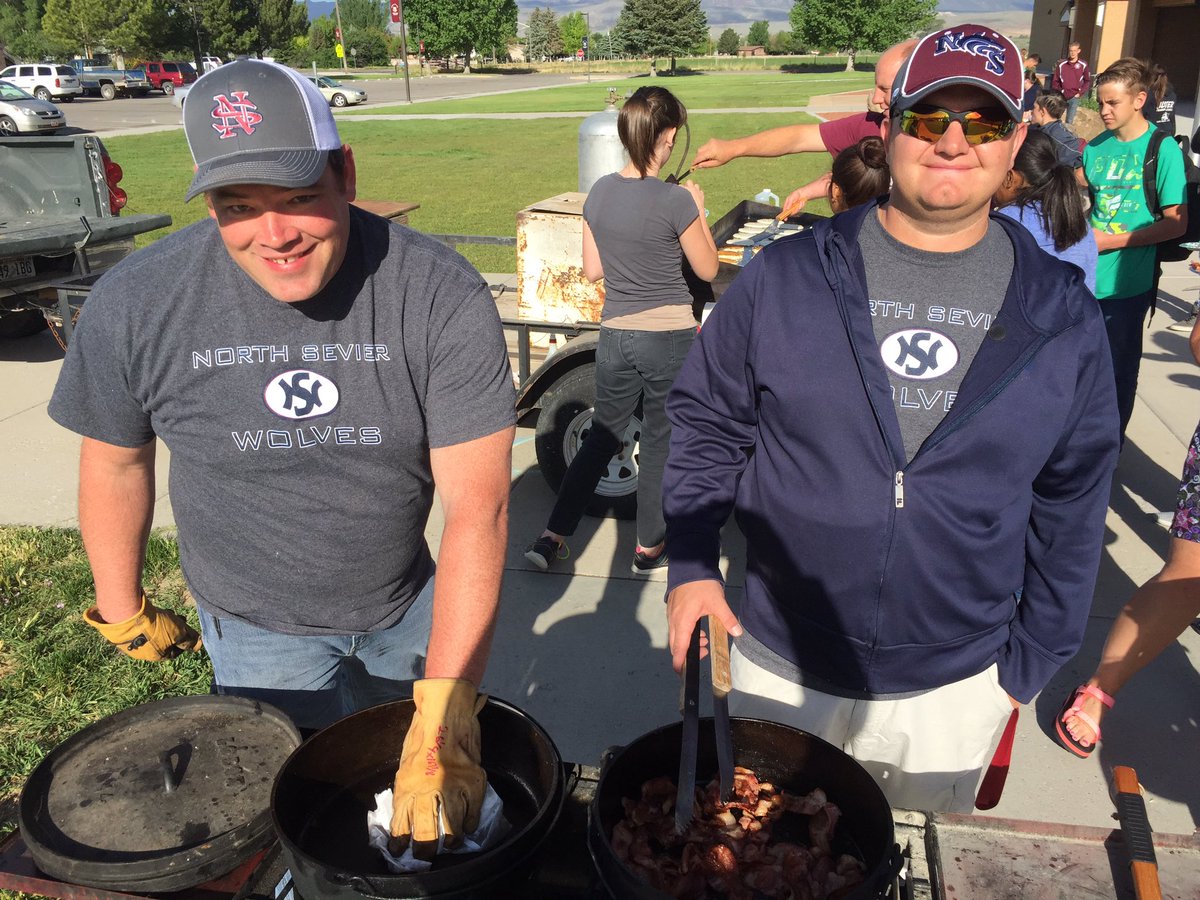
[48,60,515,857]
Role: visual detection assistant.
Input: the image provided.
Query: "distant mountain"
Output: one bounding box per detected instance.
[304,1,1033,39]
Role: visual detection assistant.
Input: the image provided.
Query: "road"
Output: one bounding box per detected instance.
[55,70,625,136]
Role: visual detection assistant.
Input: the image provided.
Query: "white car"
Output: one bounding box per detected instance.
[304,75,366,107]
[0,63,82,102]
[0,80,66,135]
[202,56,223,73]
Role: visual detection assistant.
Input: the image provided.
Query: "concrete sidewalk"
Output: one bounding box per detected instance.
[1,259,1198,841]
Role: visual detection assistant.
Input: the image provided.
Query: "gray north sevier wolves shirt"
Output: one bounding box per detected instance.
[860,212,1013,462]
[49,207,515,634]
[583,173,700,321]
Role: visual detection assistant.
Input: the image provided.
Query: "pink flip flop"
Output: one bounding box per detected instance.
[1054,684,1114,758]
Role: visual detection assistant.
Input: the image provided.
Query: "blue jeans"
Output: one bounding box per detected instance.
[196,575,434,730]
[1066,96,1081,125]
[1101,290,1153,443]
[547,326,696,547]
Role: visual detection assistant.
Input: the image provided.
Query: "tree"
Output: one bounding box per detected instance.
[558,10,586,56]
[790,0,937,70]
[1,0,51,60]
[42,0,113,58]
[344,25,387,65]
[406,0,517,71]
[716,28,738,56]
[250,0,307,58]
[769,30,795,55]
[747,20,769,47]
[340,0,383,31]
[525,6,558,61]
[615,0,707,73]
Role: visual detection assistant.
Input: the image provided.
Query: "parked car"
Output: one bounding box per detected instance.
[0,80,65,135]
[201,55,223,73]
[0,63,81,102]
[139,60,197,95]
[304,75,366,107]
[172,83,191,111]
[69,59,151,100]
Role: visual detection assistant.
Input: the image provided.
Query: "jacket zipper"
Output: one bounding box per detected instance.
[894,471,905,508]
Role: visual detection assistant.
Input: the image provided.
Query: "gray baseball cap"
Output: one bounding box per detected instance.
[183,59,342,202]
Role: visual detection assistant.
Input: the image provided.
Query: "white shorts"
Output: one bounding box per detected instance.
[729,644,1013,813]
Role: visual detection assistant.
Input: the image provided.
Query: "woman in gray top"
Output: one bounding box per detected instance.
[524,86,718,574]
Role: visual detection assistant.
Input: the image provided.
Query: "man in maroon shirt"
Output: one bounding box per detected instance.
[1052,42,1091,125]
[690,39,916,211]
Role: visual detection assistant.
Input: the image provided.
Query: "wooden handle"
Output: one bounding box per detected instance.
[1112,766,1162,900]
[708,616,732,697]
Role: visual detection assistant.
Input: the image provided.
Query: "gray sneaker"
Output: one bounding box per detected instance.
[1167,314,1197,333]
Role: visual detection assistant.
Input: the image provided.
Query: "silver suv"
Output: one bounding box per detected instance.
[0,63,82,101]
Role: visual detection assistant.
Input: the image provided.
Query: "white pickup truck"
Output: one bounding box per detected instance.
[0,135,170,340]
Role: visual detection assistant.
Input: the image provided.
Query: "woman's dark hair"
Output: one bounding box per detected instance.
[1006,128,1087,252]
[618,86,687,178]
[1149,62,1171,105]
[1034,91,1068,120]
[830,136,890,209]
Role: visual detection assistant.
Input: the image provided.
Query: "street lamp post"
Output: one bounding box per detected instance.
[333,0,347,71]
[584,11,590,83]
[394,0,412,103]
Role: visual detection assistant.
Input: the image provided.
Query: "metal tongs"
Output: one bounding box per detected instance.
[675,616,736,833]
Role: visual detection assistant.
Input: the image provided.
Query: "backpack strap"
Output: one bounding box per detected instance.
[1144,127,1167,220]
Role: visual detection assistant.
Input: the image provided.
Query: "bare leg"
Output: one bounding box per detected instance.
[1064,537,1200,747]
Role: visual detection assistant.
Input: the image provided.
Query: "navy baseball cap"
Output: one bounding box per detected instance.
[891,25,1024,123]
[184,59,342,202]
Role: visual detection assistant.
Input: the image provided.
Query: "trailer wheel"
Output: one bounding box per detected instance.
[534,364,640,521]
[0,310,49,340]
[100,82,116,100]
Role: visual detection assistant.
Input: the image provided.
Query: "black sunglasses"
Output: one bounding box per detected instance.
[896,104,1017,145]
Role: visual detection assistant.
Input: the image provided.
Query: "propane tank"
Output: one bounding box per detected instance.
[578,89,628,193]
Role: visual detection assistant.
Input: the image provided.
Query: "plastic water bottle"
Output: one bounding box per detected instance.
[754,188,780,206]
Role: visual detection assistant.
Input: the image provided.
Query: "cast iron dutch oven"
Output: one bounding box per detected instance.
[587,717,902,899]
[271,696,565,899]
[19,695,301,892]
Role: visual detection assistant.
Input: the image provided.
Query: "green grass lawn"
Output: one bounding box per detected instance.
[112,112,836,273]
[345,70,874,115]
[0,527,209,841]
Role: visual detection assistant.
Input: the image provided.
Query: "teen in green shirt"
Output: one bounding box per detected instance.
[1081,57,1187,441]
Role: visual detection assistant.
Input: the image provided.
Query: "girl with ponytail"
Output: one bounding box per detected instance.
[994,128,1097,293]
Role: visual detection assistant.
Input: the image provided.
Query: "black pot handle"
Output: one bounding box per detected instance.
[327,870,393,899]
[881,841,905,896]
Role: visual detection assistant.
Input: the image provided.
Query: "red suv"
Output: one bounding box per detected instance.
[139,60,197,95]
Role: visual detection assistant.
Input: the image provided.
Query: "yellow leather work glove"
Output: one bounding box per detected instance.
[390,678,487,859]
[83,593,202,661]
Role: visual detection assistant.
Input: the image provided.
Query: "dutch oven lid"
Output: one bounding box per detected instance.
[19,695,301,892]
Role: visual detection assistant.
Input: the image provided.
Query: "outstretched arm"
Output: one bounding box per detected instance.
[691,123,827,170]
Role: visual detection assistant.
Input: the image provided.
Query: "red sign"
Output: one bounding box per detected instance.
[335,27,343,41]
[419,39,425,53]
[390,1,399,23]
[576,48,584,59]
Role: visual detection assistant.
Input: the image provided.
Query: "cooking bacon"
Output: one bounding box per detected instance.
[612,766,866,899]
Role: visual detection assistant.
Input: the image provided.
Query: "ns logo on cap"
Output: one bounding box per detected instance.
[881,329,959,380]
[211,91,263,139]
[264,370,340,419]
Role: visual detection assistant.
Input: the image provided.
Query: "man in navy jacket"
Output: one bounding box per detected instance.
[663,26,1119,812]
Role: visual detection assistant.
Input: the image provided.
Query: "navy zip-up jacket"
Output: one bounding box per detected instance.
[664,201,1119,704]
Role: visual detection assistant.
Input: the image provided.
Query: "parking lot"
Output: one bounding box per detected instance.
[45,70,608,136]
